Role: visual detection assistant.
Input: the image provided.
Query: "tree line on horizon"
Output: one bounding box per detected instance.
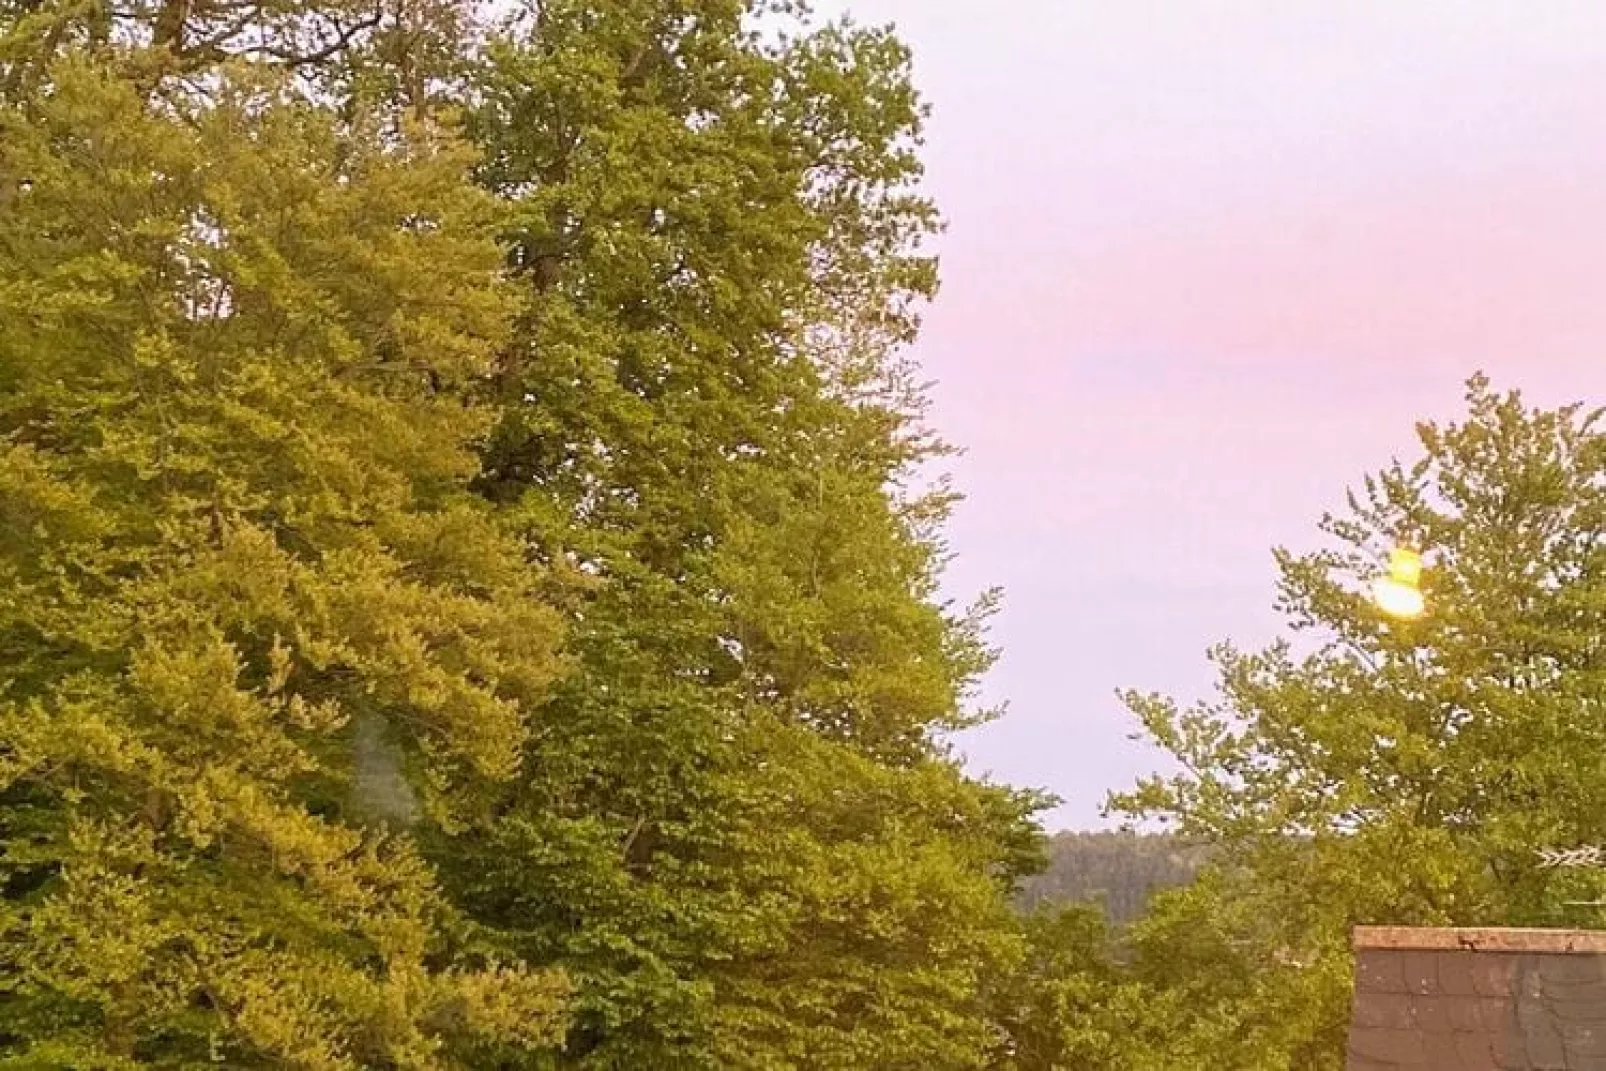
[1016,831,1204,924]
[4,0,1606,1066]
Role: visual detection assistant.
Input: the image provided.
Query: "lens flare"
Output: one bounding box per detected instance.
[1372,547,1425,619]
[1371,575,1425,619]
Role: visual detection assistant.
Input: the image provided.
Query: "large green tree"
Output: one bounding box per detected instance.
[429,1,1045,1066]
[0,21,572,1070]
[4,0,1050,1067]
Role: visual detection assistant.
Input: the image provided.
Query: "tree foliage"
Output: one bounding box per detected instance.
[18,0,1605,1064]
[437,3,1042,1064]
[1,0,1047,1067]
[1070,378,1606,1069]
[0,46,575,1066]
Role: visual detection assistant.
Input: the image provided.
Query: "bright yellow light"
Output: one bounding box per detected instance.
[1371,575,1425,620]
[1387,548,1422,587]
[1372,546,1426,619]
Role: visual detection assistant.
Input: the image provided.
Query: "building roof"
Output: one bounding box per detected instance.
[1347,926,1606,1070]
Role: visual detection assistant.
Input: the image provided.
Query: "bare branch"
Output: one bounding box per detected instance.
[237,7,382,67]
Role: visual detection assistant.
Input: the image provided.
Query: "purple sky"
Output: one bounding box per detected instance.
[821,2,1606,828]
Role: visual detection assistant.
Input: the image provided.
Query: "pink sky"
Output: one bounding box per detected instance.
[822,2,1606,826]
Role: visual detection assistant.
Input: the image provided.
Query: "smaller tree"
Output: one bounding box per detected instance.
[1104,376,1606,1067]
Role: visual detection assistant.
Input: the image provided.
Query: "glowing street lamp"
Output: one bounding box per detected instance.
[1371,546,1425,620]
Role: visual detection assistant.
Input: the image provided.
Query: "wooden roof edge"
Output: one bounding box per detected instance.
[1353,926,1606,955]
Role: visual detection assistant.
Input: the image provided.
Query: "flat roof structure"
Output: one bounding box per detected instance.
[1348,926,1606,1070]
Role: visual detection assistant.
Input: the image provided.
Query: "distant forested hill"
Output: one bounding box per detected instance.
[1016,831,1205,922]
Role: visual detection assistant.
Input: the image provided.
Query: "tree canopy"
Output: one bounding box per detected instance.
[999,379,1606,1070]
[9,0,1601,1065]
[0,0,1048,1066]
